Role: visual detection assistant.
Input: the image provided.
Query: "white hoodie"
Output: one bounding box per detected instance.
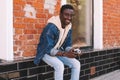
[47,16,72,49]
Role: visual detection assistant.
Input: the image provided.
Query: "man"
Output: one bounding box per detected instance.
[34,4,81,80]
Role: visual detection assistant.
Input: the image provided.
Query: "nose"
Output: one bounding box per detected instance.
[68,15,71,20]
[67,14,72,20]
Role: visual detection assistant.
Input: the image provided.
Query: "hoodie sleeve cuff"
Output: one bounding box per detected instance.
[65,47,72,52]
[50,48,59,56]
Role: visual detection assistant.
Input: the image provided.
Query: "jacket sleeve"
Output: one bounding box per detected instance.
[44,29,59,55]
[34,23,59,65]
[37,23,59,56]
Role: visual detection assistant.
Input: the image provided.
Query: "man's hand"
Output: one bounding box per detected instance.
[56,48,82,58]
[64,51,77,58]
[70,48,83,57]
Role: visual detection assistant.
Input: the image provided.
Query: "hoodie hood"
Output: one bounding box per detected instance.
[47,16,72,49]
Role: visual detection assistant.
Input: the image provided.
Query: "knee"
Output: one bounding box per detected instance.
[54,62,64,72]
[73,60,81,69]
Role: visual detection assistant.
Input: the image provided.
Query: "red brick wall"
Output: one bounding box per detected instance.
[103,0,120,48]
[13,0,61,58]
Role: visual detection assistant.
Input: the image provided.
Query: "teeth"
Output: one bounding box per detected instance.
[66,20,70,23]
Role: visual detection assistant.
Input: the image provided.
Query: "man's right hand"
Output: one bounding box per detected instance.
[64,50,77,58]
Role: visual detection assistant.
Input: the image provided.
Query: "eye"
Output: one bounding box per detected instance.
[64,13,74,18]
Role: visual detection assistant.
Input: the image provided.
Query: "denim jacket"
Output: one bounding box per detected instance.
[34,23,72,65]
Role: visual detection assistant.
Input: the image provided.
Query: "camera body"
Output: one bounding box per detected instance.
[73,48,81,54]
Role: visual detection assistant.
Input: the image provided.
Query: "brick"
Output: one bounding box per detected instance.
[14,11,24,17]
[24,30,37,34]
[15,29,23,34]
[90,66,96,75]
[14,23,26,28]
[36,13,47,18]
[23,50,36,57]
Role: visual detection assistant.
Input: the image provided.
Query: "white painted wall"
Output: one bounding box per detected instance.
[0,0,13,61]
[94,0,103,49]
[61,0,66,6]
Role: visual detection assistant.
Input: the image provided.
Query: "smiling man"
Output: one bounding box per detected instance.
[34,4,81,80]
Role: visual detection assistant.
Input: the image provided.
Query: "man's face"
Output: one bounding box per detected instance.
[60,9,74,26]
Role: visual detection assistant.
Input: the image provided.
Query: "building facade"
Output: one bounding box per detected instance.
[0,0,120,80]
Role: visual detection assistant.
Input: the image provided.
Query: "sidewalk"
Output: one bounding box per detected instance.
[90,70,120,80]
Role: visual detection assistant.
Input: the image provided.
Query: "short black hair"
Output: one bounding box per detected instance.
[60,4,74,14]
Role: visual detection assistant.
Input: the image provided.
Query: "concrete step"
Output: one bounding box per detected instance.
[90,70,120,80]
